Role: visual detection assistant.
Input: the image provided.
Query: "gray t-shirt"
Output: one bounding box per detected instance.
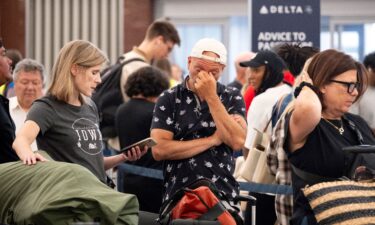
[27,95,106,183]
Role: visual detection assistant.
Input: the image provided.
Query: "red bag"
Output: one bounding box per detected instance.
[171,186,237,225]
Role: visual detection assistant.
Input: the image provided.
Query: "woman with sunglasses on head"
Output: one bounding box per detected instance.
[284,49,375,225]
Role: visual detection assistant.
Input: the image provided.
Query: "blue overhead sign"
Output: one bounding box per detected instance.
[251,0,320,51]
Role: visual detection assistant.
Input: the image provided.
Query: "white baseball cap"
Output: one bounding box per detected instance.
[189,38,227,65]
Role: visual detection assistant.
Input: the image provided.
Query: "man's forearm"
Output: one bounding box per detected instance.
[151,134,218,161]
[205,96,246,150]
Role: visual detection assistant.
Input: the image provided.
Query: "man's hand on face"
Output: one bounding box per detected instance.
[194,70,217,101]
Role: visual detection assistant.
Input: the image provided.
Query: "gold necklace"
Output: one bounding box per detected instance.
[322,117,344,135]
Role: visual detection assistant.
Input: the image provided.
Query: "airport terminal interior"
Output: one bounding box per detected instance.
[1,0,375,224]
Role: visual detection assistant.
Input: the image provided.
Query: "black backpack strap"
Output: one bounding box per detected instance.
[114,57,145,77]
[271,93,293,128]
[116,56,125,63]
[198,202,225,221]
[158,189,186,224]
[120,57,145,67]
[101,57,145,80]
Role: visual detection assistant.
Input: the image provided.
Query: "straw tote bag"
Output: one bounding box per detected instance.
[302,180,375,225]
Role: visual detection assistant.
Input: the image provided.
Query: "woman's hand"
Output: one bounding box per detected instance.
[20,151,48,165]
[122,146,148,162]
[294,70,313,88]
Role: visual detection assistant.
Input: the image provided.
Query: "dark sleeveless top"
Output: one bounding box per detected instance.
[284,113,375,225]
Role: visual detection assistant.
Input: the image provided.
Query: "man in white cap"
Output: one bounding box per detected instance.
[151,38,246,203]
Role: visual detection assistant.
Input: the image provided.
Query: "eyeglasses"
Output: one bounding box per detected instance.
[330,79,359,94]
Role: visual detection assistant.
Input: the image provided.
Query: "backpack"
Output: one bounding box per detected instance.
[158,178,242,225]
[92,56,145,139]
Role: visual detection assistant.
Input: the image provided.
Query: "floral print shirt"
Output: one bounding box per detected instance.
[151,76,246,202]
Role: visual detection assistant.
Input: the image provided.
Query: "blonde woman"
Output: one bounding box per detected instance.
[13,40,147,184]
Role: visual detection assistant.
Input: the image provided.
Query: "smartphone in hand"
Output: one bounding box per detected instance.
[120,137,157,154]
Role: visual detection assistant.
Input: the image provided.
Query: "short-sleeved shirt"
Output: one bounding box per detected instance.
[27,95,106,183]
[151,76,246,202]
[244,84,292,150]
[120,49,149,102]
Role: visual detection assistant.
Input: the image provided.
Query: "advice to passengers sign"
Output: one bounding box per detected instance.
[251,0,320,51]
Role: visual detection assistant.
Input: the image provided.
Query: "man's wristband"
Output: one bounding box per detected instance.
[294,82,318,98]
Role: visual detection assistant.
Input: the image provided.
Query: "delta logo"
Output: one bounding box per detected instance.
[259,5,313,15]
